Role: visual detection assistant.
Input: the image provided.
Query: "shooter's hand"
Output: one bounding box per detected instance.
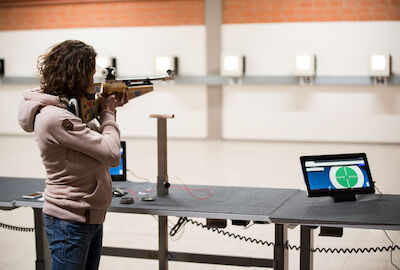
[99,94,117,114]
[117,90,129,107]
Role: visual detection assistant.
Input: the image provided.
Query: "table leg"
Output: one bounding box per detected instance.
[300,225,315,270]
[159,215,168,270]
[274,224,288,270]
[33,208,51,270]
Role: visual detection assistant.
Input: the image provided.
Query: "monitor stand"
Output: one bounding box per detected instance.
[331,192,356,203]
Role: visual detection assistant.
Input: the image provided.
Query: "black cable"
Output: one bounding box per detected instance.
[374,184,400,268]
[170,217,188,237]
[311,245,400,254]
[0,222,35,232]
[286,243,300,251]
[285,242,400,253]
[176,217,400,254]
[375,184,383,195]
[172,217,275,247]
[384,230,400,270]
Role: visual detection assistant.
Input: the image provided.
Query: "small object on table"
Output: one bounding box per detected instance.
[120,197,134,204]
[113,187,128,197]
[141,196,155,202]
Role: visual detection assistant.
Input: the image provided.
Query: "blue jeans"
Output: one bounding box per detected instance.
[44,214,103,270]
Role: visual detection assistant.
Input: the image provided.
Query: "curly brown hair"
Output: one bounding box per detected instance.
[38,40,97,98]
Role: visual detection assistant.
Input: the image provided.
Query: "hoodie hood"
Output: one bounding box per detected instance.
[18,88,67,132]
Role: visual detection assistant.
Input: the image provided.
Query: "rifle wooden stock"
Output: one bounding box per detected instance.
[78,70,173,123]
[79,84,154,123]
[126,85,153,99]
[102,82,154,100]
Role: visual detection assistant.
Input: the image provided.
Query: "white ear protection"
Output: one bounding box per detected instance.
[67,98,80,118]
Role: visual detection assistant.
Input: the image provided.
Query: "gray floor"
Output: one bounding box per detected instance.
[0,135,399,269]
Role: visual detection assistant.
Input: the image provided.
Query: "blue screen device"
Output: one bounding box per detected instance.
[300,153,375,198]
[109,141,126,181]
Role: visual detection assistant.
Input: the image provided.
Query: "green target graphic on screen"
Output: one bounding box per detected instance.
[329,165,364,189]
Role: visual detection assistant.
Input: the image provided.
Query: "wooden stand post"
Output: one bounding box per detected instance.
[150,114,174,197]
[150,114,174,270]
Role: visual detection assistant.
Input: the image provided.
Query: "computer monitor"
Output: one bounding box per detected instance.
[300,153,375,200]
[109,141,126,181]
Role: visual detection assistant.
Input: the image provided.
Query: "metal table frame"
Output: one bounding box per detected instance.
[3,177,400,270]
[270,191,400,270]
[1,177,296,270]
[23,208,285,270]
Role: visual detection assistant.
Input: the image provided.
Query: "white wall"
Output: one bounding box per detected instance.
[220,21,400,142]
[222,21,400,76]
[118,84,207,138]
[0,26,206,77]
[222,85,400,143]
[1,22,399,77]
[1,21,400,142]
[0,85,27,135]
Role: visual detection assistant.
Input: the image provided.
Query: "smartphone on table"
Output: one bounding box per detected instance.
[22,192,42,199]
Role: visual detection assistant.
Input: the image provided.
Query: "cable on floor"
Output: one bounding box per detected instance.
[0,222,35,232]
[170,217,274,247]
[172,217,400,255]
[384,230,400,270]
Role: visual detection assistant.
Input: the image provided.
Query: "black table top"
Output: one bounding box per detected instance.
[110,181,298,222]
[0,177,298,222]
[3,177,400,229]
[269,191,400,230]
[0,177,45,207]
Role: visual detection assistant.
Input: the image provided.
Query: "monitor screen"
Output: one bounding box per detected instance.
[300,153,375,197]
[109,141,126,181]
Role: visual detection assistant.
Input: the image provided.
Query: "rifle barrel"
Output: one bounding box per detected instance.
[119,75,173,83]
[117,70,174,83]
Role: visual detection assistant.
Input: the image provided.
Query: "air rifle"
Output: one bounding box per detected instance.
[72,67,174,123]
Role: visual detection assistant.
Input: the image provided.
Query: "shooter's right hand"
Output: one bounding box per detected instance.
[117,90,129,107]
[99,94,117,114]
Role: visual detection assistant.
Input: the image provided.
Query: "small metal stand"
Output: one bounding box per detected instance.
[331,192,356,203]
[150,113,174,270]
[299,76,314,85]
[372,76,388,86]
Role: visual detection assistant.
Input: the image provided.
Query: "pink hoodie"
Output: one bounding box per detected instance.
[18,88,120,224]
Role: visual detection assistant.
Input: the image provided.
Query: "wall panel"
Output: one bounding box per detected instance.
[222,85,400,142]
[222,21,400,76]
[0,26,206,77]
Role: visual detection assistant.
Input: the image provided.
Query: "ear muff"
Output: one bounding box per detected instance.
[58,96,80,118]
[67,98,80,118]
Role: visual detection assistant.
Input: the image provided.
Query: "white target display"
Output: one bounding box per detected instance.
[329,166,364,189]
